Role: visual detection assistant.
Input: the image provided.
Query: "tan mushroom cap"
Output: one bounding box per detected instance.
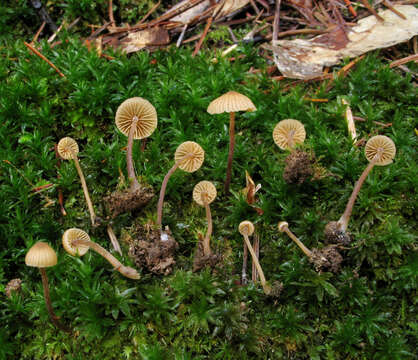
[239,220,255,236]
[174,141,205,172]
[193,181,217,206]
[115,97,158,139]
[365,135,396,166]
[207,91,256,114]
[57,137,79,160]
[25,242,57,268]
[62,228,90,256]
[273,119,306,150]
[278,221,289,232]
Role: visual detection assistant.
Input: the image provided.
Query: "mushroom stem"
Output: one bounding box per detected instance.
[242,233,268,291]
[107,225,122,256]
[287,130,295,149]
[72,239,139,279]
[156,154,193,229]
[337,156,379,231]
[203,199,212,256]
[224,111,235,195]
[282,225,312,258]
[242,242,248,285]
[72,156,96,226]
[126,117,141,191]
[39,268,71,333]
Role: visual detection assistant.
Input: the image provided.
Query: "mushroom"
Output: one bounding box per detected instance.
[157,141,204,229]
[207,91,256,195]
[115,97,157,192]
[25,242,71,332]
[57,137,96,226]
[62,228,140,280]
[273,119,315,184]
[238,221,271,295]
[324,135,396,245]
[278,221,342,273]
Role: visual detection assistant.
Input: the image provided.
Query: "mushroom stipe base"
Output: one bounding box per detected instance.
[310,245,343,273]
[283,150,315,185]
[324,221,352,246]
[104,185,154,218]
[192,240,222,273]
[128,224,178,275]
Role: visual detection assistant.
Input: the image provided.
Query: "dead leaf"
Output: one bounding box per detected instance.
[120,27,170,53]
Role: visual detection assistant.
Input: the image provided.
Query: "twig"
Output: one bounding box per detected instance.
[176,24,188,47]
[86,21,111,40]
[382,0,407,19]
[108,0,115,26]
[359,0,384,21]
[67,17,80,31]
[23,41,65,78]
[249,0,260,14]
[389,54,418,68]
[192,14,214,56]
[344,0,357,17]
[149,0,206,26]
[137,0,161,25]
[48,22,64,43]
[32,21,46,44]
[255,0,270,11]
[272,0,281,42]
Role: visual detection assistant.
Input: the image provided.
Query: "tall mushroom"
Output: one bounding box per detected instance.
[238,221,271,295]
[278,221,342,273]
[272,119,314,184]
[157,141,205,229]
[325,135,396,245]
[58,137,96,226]
[25,242,71,333]
[192,181,220,271]
[62,228,140,280]
[207,91,256,195]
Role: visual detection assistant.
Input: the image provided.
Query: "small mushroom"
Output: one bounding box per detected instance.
[115,97,157,191]
[273,119,314,184]
[25,242,71,333]
[58,137,96,226]
[207,91,256,195]
[325,135,396,245]
[278,221,342,273]
[62,228,140,280]
[238,221,271,295]
[157,141,204,229]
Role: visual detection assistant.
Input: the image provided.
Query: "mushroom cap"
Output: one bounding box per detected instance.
[365,135,396,166]
[57,137,79,160]
[62,228,90,257]
[207,91,256,114]
[25,242,57,268]
[239,221,255,236]
[272,119,306,150]
[193,181,217,206]
[174,141,205,172]
[278,221,289,232]
[115,97,158,139]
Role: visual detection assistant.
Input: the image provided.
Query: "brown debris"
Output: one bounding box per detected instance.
[104,186,154,219]
[283,150,315,184]
[128,224,178,275]
[5,279,22,298]
[310,245,343,273]
[324,221,351,246]
[192,236,222,272]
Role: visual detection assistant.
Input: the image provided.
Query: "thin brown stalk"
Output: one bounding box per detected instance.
[108,0,115,26]
[359,0,384,21]
[136,0,161,25]
[107,225,122,256]
[242,242,248,284]
[32,21,46,44]
[252,233,260,283]
[203,200,213,256]
[23,42,65,78]
[272,0,281,42]
[382,0,407,19]
[192,15,214,57]
[389,54,418,68]
[126,117,140,191]
[224,112,235,195]
[282,225,312,258]
[73,156,96,226]
[242,233,268,291]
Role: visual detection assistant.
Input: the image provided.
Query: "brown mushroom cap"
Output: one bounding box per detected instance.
[278,221,289,232]
[57,137,79,160]
[273,119,306,150]
[193,181,217,206]
[207,91,256,114]
[62,228,90,256]
[365,135,396,166]
[115,97,158,139]
[25,242,57,268]
[239,221,255,236]
[174,141,205,172]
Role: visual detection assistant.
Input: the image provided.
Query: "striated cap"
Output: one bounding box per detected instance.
[174,141,204,173]
[207,91,256,114]
[115,97,158,139]
[62,228,90,256]
[365,135,396,166]
[273,119,306,150]
[238,221,255,236]
[193,181,217,206]
[57,137,79,160]
[278,221,289,232]
[25,242,57,268]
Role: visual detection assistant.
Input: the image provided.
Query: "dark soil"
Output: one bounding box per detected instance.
[283,150,315,184]
[104,186,154,218]
[128,224,178,275]
[192,240,222,272]
[324,221,352,245]
[310,245,343,273]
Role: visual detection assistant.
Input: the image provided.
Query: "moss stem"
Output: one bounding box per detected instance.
[73,156,96,226]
